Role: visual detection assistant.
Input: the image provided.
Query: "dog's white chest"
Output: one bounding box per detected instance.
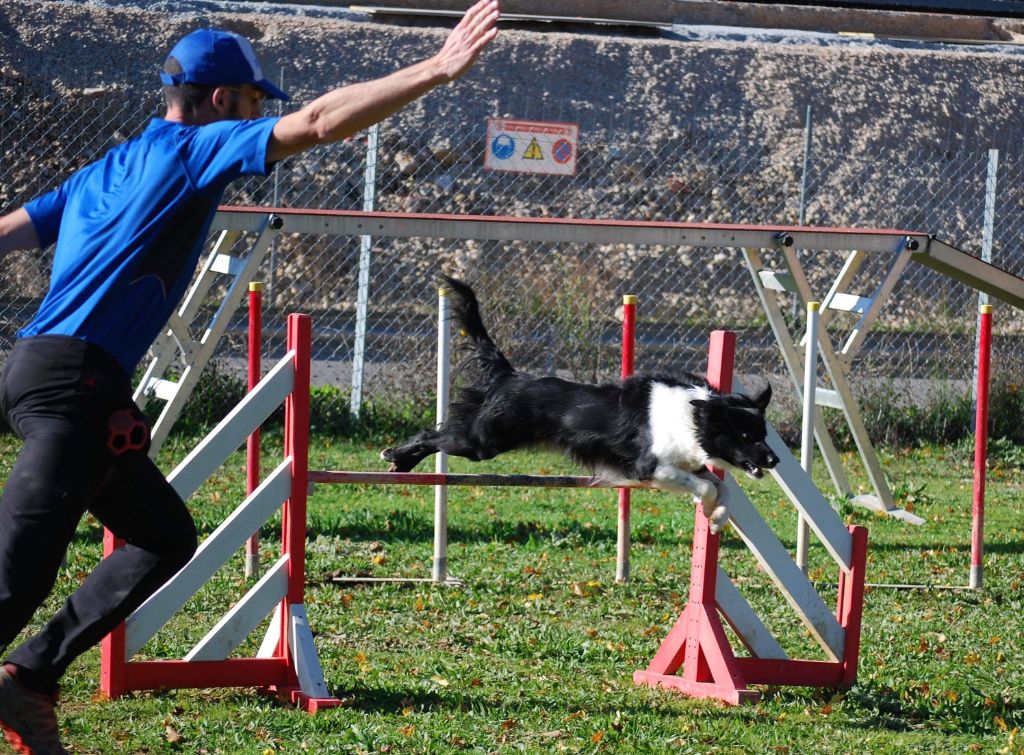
[648,383,708,470]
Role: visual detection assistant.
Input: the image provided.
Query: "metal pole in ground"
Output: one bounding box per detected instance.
[971,304,993,590]
[433,285,452,583]
[973,149,998,405]
[350,123,380,418]
[793,105,814,322]
[616,295,637,583]
[798,105,813,227]
[269,69,284,302]
[797,301,820,574]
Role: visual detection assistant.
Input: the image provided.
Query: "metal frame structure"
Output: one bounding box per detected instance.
[139,207,1024,537]
[135,214,282,456]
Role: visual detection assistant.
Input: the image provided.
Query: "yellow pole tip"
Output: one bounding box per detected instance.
[980,304,993,314]
[623,295,637,305]
[249,282,264,292]
[807,301,820,312]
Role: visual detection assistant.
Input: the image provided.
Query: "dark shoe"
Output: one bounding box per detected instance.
[0,664,68,755]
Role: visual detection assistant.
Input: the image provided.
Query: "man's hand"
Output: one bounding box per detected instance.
[268,0,500,163]
[433,0,501,83]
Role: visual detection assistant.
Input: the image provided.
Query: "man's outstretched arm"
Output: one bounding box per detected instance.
[267,0,499,164]
[0,209,41,260]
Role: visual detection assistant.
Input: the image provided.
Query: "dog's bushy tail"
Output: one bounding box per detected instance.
[439,275,514,381]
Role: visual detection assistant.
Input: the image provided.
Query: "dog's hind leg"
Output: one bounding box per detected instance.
[381,430,444,472]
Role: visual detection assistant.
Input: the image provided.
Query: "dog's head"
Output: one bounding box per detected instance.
[690,382,779,479]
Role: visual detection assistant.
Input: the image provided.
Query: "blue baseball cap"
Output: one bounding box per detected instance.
[160,29,289,101]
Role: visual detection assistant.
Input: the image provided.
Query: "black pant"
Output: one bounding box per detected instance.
[0,336,197,694]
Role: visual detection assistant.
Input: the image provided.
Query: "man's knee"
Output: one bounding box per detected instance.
[162,513,198,572]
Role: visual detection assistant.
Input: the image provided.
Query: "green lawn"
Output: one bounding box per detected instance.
[1,432,1021,754]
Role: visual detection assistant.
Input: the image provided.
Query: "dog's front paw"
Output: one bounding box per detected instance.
[694,479,717,510]
[698,476,729,520]
[707,504,729,534]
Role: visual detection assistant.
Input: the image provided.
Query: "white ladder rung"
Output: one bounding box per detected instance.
[758,269,798,293]
[814,388,844,409]
[210,253,247,276]
[147,377,180,402]
[827,292,872,314]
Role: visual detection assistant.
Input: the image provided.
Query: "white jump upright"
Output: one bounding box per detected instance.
[101,314,342,713]
[433,287,456,584]
[797,301,821,574]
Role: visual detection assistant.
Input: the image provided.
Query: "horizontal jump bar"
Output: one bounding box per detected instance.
[307,470,658,489]
[212,207,927,254]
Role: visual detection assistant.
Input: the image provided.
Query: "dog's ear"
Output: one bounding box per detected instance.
[751,382,772,414]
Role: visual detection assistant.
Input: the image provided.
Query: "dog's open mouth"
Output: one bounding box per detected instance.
[743,464,764,480]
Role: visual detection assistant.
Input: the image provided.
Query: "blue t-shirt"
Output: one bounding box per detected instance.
[21,116,280,374]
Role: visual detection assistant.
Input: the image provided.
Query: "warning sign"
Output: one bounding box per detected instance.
[523,138,544,160]
[485,117,579,176]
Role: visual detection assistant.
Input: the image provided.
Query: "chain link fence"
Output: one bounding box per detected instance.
[3,72,1024,437]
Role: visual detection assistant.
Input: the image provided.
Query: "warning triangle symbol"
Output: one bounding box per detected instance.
[523,138,544,160]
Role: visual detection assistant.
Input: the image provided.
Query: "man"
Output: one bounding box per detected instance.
[0,2,500,752]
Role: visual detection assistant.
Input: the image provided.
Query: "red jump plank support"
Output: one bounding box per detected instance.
[100,314,342,714]
[617,294,637,583]
[633,331,869,704]
[971,303,993,589]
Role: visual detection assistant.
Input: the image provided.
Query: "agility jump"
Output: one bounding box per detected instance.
[103,308,871,708]
[107,209,1024,707]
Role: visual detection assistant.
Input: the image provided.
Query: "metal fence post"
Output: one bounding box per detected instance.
[350,122,380,417]
[269,68,285,303]
[794,105,814,320]
[973,148,999,409]
[799,105,813,227]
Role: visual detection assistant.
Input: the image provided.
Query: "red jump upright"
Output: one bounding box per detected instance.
[971,303,993,589]
[100,313,342,713]
[617,294,637,582]
[634,331,869,704]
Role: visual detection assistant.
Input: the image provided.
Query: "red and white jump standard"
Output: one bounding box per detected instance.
[101,314,342,712]
[633,331,869,704]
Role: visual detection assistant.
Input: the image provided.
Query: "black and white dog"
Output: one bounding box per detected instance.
[381,276,779,532]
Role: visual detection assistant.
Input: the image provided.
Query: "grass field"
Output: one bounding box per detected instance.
[1,431,1022,754]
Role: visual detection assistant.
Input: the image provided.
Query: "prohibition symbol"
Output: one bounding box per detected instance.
[491,134,515,160]
[552,138,573,164]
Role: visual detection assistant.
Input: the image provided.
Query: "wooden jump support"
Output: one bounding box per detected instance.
[102,314,342,712]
